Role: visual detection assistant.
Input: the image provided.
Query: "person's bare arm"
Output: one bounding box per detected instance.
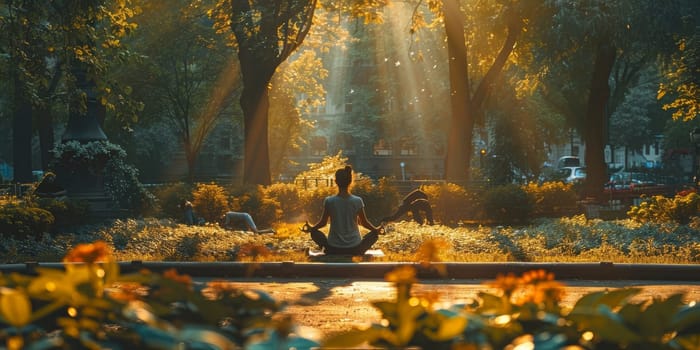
[358,207,380,232]
[309,202,330,230]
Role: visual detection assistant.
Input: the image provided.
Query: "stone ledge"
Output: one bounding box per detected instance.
[2,261,699,281]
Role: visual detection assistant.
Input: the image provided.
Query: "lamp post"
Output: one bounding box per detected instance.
[690,128,700,186]
[480,148,486,169]
[400,162,406,181]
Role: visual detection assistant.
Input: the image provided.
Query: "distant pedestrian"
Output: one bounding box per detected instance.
[182,201,196,225]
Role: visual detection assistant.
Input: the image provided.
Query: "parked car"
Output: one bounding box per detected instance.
[558,166,586,184]
[557,156,581,169]
[608,172,656,190]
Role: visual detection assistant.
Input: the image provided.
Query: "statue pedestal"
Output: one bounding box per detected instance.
[55,166,127,219]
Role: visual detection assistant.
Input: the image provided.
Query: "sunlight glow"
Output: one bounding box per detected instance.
[493,314,511,325]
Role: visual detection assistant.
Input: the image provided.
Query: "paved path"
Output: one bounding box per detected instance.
[199,277,700,340]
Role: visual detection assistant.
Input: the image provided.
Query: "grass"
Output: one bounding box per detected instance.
[1,214,699,264]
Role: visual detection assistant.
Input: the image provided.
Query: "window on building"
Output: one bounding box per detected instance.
[433,142,445,156]
[336,133,355,155]
[373,139,392,156]
[219,135,231,151]
[310,136,327,156]
[399,136,417,155]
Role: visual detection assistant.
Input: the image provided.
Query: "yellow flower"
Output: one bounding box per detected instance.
[520,269,555,284]
[385,265,417,285]
[63,241,112,264]
[487,272,520,296]
[107,282,147,302]
[163,268,193,288]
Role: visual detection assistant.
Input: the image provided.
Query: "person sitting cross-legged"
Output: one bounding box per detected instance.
[303,165,383,255]
[221,211,275,234]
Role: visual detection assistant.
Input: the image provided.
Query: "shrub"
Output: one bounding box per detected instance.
[299,185,336,222]
[523,181,579,217]
[351,177,400,223]
[294,151,356,189]
[263,182,303,222]
[152,182,195,220]
[192,182,229,223]
[230,185,279,228]
[103,157,158,216]
[0,204,54,239]
[36,197,90,229]
[483,184,533,224]
[422,183,477,225]
[628,191,700,224]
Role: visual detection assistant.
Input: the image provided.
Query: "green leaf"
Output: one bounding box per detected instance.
[0,288,32,327]
[373,300,398,318]
[571,288,641,313]
[477,292,508,314]
[676,334,700,350]
[533,332,569,350]
[424,312,468,341]
[133,323,178,348]
[322,327,382,348]
[395,303,423,345]
[569,305,640,343]
[638,294,684,338]
[178,325,239,349]
[672,304,700,333]
[618,303,643,324]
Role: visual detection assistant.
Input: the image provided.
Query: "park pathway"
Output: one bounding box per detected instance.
[198,277,700,340]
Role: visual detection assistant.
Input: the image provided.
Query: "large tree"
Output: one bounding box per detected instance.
[0,0,139,181]
[212,0,385,185]
[414,0,543,183]
[268,50,327,178]
[1,1,50,181]
[213,0,318,185]
[119,0,238,181]
[658,0,700,122]
[537,0,687,199]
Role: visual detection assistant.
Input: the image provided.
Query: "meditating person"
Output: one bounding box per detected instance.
[382,188,435,225]
[303,165,383,255]
[221,211,275,234]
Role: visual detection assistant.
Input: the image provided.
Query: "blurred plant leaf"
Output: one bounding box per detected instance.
[0,288,32,327]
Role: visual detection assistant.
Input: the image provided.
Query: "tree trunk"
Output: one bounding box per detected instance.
[240,81,272,185]
[583,43,616,200]
[442,0,472,183]
[37,107,54,171]
[12,71,34,183]
[37,67,62,171]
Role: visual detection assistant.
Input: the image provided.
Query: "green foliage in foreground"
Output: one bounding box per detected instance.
[324,267,700,350]
[0,242,315,350]
[0,243,698,350]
